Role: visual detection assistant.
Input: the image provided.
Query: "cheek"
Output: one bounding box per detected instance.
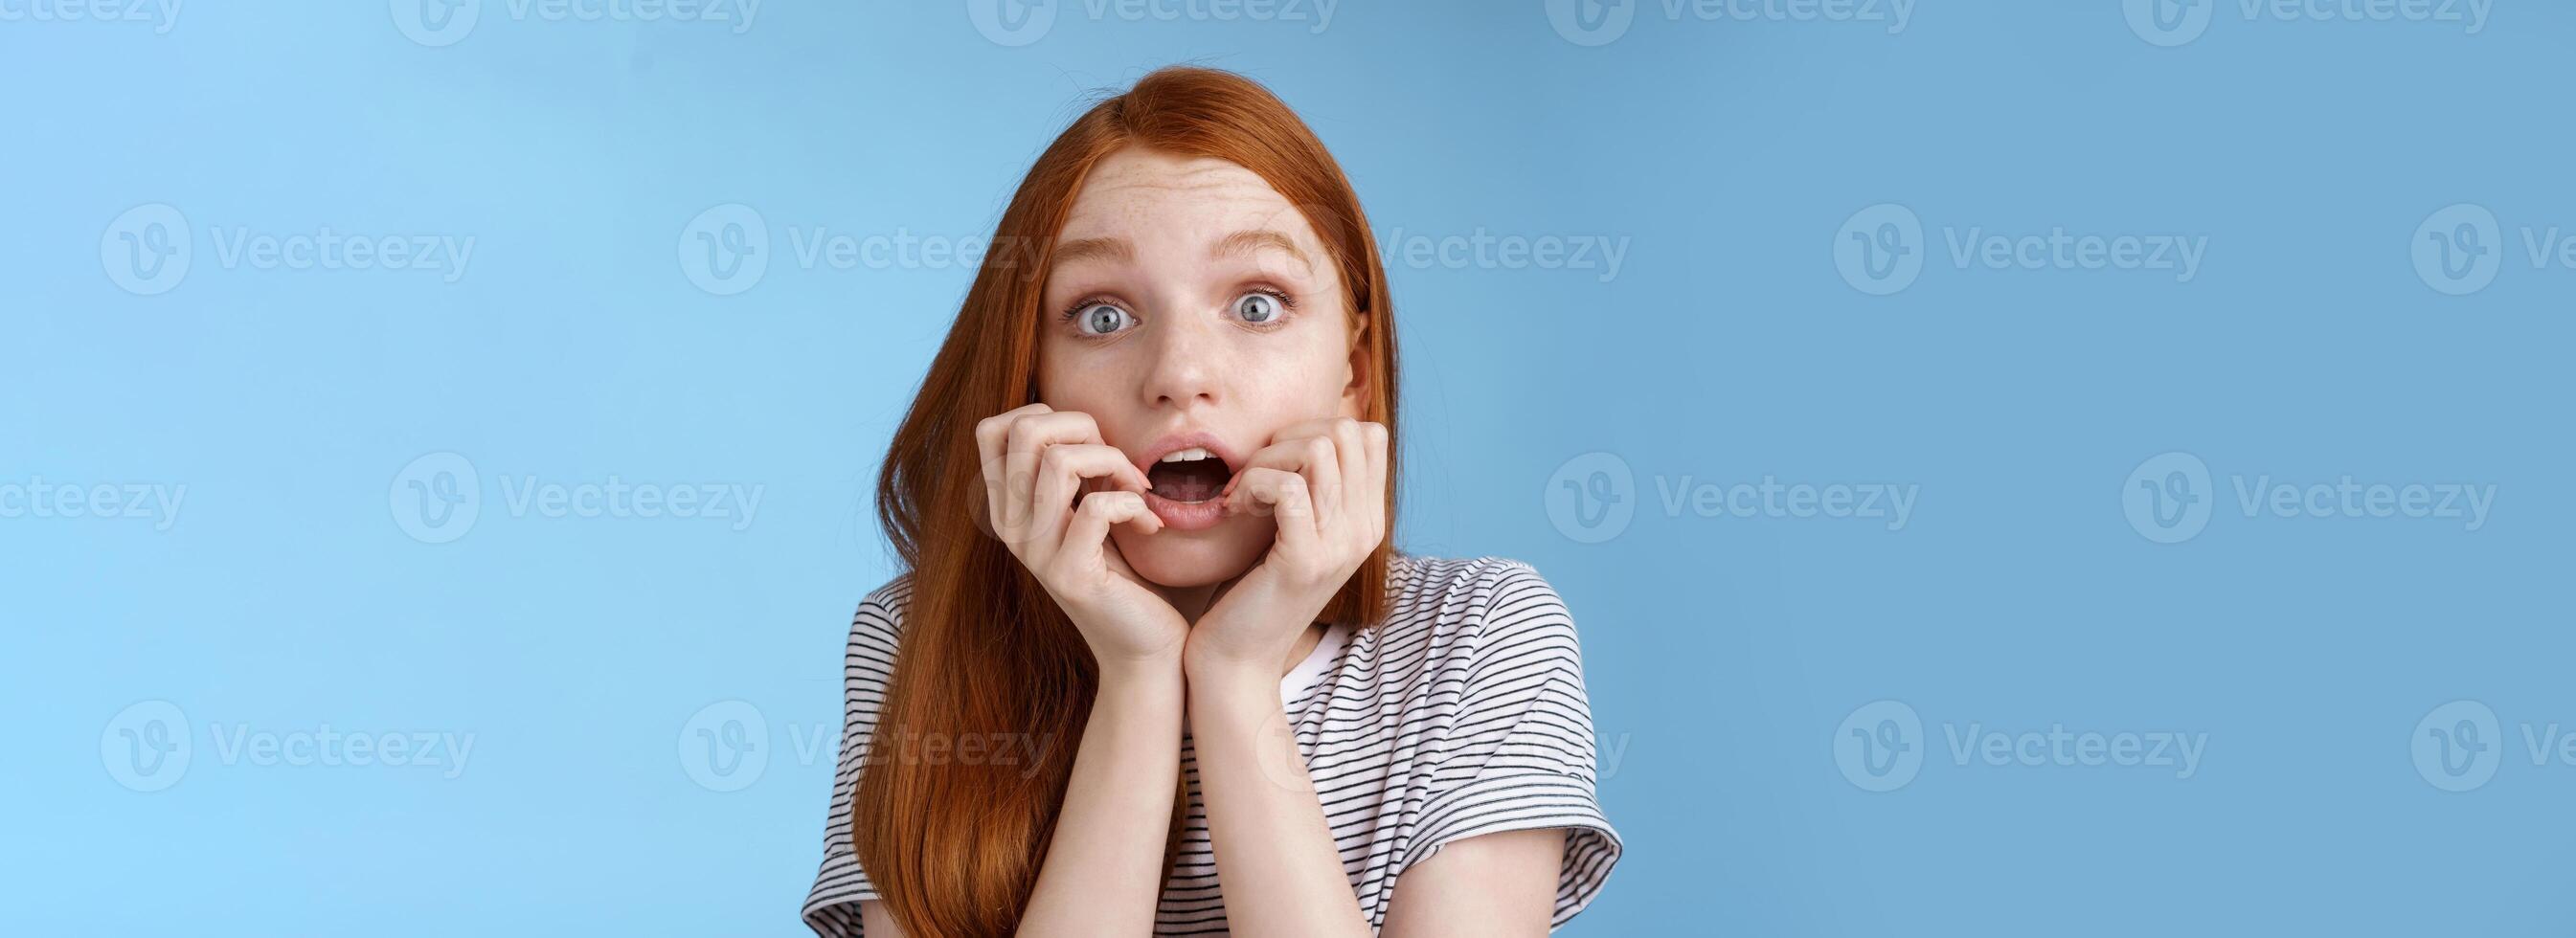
[1239,329,1352,409]
[1034,345,1124,411]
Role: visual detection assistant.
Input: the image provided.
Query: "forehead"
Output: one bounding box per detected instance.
[1056,147,1321,247]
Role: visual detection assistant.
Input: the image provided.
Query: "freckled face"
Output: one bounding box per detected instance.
[1035,146,1365,590]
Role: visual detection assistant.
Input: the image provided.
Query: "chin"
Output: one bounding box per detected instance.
[1113,518,1272,588]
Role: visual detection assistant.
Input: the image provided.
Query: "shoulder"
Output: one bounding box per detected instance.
[1374,552,1586,674]
[845,573,914,664]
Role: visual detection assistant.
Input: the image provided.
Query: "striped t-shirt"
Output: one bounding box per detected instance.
[802,552,1622,934]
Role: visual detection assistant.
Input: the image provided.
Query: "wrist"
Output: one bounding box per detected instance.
[1096,651,1186,691]
[1182,644,1283,689]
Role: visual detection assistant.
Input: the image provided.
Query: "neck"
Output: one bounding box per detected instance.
[1156,580,1225,625]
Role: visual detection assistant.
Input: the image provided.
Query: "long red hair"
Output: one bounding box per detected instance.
[853,66,1400,936]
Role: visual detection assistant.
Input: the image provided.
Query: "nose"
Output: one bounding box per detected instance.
[1138,305,1221,412]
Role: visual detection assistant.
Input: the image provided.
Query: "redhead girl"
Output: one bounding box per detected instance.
[802,67,1620,937]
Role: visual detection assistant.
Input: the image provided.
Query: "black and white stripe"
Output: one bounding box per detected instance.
[802,553,1622,935]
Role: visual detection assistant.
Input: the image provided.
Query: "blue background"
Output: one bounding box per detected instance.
[8,1,2571,934]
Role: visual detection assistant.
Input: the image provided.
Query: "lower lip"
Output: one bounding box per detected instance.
[1143,489,1228,531]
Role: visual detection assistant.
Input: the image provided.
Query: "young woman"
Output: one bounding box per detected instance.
[802,67,1620,937]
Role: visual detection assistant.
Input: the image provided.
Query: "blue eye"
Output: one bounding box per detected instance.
[1233,291,1281,324]
[1073,302,1131,336]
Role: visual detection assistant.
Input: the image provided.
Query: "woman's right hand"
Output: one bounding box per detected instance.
[974,403,1186,669]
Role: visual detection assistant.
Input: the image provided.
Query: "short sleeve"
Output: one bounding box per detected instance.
[1396,561,1622,928]
[800,581,908,936]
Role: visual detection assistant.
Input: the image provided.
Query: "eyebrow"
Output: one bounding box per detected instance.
[1209,229,1313,272]
[1049,230,1313,272]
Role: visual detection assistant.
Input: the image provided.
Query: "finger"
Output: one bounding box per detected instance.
[1031,443,1154,555]
[1062,489,1161,574]
[1227,466,1317,554]
[976,403,1052,540]
[1358,420,1390,538]
[1002,411,1109,546]
[1326,418,1367,523]
[1265,435,1341,521]
[1245,418,1359,516]
[1224,433,1341,513]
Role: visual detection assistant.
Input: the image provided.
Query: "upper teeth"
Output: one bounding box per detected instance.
[1160,447,1212,463]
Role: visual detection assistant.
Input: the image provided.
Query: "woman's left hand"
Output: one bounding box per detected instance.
[1186,417,1390,675]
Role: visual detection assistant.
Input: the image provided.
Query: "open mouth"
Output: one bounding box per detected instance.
[1146,447,1233,504]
